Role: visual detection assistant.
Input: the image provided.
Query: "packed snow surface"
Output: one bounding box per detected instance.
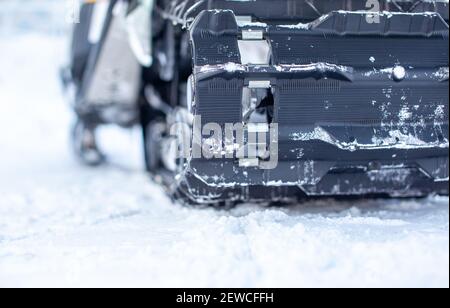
[0,1,448,288]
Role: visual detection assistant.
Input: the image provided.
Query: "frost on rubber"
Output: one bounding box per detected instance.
[160,2,449,206]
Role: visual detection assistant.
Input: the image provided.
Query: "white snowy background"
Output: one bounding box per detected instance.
[0,0,448,288]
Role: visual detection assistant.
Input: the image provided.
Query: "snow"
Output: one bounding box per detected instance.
[393,66,406,81]
[290,126,447,151]
[0,1,449,288]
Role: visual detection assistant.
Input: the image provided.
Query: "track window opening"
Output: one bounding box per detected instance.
[238,40,271,65]
[242,87,275,125]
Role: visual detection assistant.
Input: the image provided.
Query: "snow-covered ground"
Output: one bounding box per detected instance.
[0,1,448,288]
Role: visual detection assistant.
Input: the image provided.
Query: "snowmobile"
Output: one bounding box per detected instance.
[64,0,449,206]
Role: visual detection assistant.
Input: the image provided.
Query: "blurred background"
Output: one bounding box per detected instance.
[0,0,145,171]
[0,0,448,288]
[0,0,67,35]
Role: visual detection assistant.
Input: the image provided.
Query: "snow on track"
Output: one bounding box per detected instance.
[0,1,448,288]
